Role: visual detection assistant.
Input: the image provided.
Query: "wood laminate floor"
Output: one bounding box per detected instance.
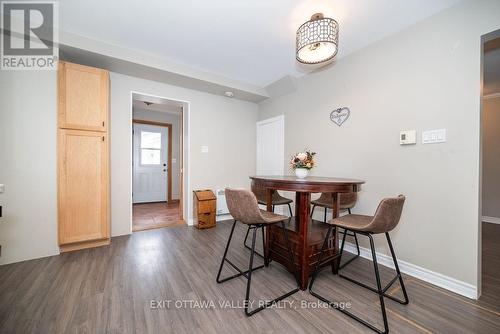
[133,202,183,232]
[1,220,500,333]
[480,222,500,310]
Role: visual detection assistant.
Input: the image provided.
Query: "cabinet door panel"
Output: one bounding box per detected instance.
[58,62,108,131]
[58,129,109,244]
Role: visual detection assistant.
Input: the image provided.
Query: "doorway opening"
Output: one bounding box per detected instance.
[479,30,500,308]
[131,93,187,232]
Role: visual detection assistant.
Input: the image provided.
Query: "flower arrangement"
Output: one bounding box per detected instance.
[290,150,316,170]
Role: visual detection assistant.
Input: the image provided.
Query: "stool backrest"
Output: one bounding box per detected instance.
[339,192,357,209]
[225,188,264,224]
[368,195,405,233]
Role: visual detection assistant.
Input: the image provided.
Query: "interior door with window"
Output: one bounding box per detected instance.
[133,123,168,203]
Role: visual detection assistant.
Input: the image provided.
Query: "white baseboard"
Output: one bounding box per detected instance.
[482,216,500,225]
[342,241,478,300]
[216,213,233,222]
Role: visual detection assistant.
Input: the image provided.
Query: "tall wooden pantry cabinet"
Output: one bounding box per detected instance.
[57,61,110,252]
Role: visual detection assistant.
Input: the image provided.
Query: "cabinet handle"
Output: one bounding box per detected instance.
[102,136,105,142]
[102,121,105,127]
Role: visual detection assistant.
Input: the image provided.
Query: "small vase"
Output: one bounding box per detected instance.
[295,168,309,179]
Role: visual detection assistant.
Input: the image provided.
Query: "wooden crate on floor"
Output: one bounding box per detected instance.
[193,190,216,229]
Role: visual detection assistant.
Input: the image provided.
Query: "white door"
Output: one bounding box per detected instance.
[133,123,168,203]
[256,115,285,175]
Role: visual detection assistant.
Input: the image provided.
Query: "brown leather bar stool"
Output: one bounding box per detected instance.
[216,188,300,316]
[311,192,361,257]
[309,195,409,334]
[243,186,294,258]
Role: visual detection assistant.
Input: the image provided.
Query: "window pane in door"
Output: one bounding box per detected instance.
[141,131,161,149]
[141,149,161,165]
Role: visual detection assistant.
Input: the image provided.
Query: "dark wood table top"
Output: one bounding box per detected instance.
[250,175,365,193]
[250,175,364,185]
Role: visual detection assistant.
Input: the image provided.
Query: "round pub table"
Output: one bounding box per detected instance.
[250,175,365,290]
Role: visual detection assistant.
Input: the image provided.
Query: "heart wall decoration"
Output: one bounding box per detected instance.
[330,107,350,126]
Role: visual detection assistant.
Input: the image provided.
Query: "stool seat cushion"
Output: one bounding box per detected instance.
[327,214,374,231]
[257,195,293,206]
[327,196,405,234]
[311,192,357,210]
[225,188,289,225]
[260,210,289,224]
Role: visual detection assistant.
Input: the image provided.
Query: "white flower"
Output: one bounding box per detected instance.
[297,152,307,161]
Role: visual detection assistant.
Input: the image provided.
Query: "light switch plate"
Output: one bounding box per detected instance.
[201,146,209,153]
[422,129,446,144]
[400,130,417,145]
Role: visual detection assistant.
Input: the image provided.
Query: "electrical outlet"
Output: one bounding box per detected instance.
[422,129,446,144]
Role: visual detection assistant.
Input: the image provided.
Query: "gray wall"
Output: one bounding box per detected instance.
[0,71,60,264]
[133,108,182,200]
[482,96,500,218]
[110,72,258,237]
[0,69,258,265]
[258,0,500,288]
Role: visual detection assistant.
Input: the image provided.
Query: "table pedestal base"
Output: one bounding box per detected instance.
[267,217,338,290]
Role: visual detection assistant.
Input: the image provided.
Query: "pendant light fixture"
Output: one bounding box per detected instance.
[296,13,339,64]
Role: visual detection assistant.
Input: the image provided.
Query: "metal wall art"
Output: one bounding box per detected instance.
[330,107,350,126]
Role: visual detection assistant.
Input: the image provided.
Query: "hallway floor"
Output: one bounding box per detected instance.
[132,201,183,231]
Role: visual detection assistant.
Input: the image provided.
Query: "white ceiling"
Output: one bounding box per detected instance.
[60,0,462,87]
[132,93,183,115]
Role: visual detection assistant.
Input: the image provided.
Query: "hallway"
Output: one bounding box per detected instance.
[132,202,183,232]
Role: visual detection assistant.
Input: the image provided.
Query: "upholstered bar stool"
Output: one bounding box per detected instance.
[309,195,409,334]
[311,192,361,257]
[243,186,294,257]
[216,188,300,316]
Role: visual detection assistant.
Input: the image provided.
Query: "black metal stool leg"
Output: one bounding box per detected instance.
[244,225,264,258]
[345,208,360,256]
[339,228,359,270]
[386,232,409,304]
[287,203,293,217]
[308,226,334,289]
[217,221,264,284]
[245,222,299,316]
[353,232,360,256]
[323,207,327,222]
[217,220,237,283]
[368,234,389,333]
[310,204,316,218]
[244,226,258,315]
[244,225,250,245]
[310,229,395,334]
